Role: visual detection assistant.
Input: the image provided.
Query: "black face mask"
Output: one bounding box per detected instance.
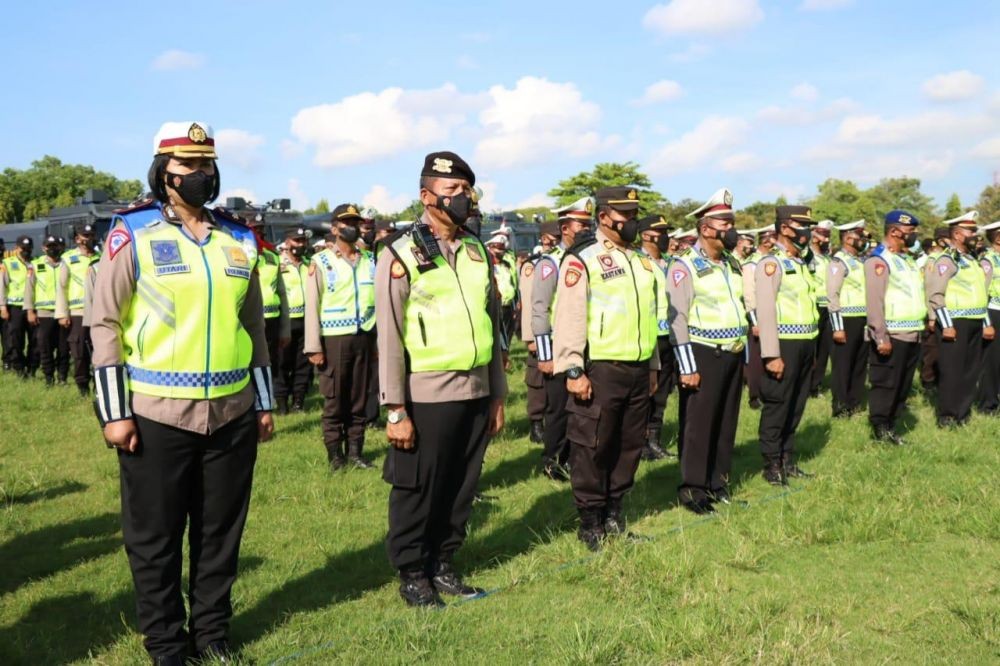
[289,245,306,258]
[611,218,639,244]
[429,191,473,225]
[338,225,360,244]
[902,231,918,247]
[816,241,830,254]
[789,226,811,249]
[714,227,740,252]
[81,239,96,251]
[360,230,375,246]
[21,248,33,260]
[166,170,214,208]
[851,238,869,253]
[655,235,671,253]
[45,248,61,259]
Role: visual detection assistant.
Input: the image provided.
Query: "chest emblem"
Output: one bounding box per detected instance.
[597,253,625,280]
[151,240,182,266]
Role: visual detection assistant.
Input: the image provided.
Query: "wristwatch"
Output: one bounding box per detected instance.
[387,408,408,424]
[566,366,584,380]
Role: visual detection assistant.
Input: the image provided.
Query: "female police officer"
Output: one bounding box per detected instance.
[91,122,274,665]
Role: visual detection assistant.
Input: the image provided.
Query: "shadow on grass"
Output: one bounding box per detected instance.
[0,512,121,596]
[478,448,540,490]
[1,479,88,506]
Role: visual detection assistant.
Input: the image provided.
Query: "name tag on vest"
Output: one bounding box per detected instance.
[225,267,251,279]
[692,257,712,277]
[782,259,796,274]
[155,264,191,276]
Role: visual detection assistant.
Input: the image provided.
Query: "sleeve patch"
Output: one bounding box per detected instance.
[564,268,582,287]
[937,263,949,276]
[540,262,555,280]
[874,263,886,276]
[107,229,131,259]
[672,268,687,286]
[390,260,406,279]
[764,262,776,276]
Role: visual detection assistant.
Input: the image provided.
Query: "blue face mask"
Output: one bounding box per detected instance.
[909,239,921,254]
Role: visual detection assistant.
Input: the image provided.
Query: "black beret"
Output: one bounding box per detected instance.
[284,227,309,240]
[421,151,475,186]
[637,214,673,234]
[17,235,32,247]
[775,205,816,225]
[75,224,97,236]
[332,203,363,221]
[595,186,640,212]
[43,235,60,246]
[539,220,561,237]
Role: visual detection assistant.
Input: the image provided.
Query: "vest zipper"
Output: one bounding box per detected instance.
[722,263,741,328]
[418,313,427,345]
[198,244,214,398]
[137,315,149,362]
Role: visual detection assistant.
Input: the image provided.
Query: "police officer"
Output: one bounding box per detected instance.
[865,210,926,444]
[674,228,697,253]
[636,213,675,460]
[977,220,1000,413]
[275,228,311,413]
[305,203,377,469]
[827,220,870,417]
[742,226,778,410]
[376,151,506,607]
[245,213,291,380]
[755,206,819,484]
[668,189,747,513]
[91,121,273,664]
[520,220,560,443]
[927,211,994,427]
[26,235,70,386]
[553,186,659,550]
[809,220,834,396]
[0,236,37,377]
[486,233,517,345]
[919,227,951,393]
[534,196,593,480]
[59,225,102,395]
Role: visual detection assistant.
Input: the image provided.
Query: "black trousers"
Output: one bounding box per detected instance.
[868,338,919,431]
[317,333,373,456]
[4,305,36,373]
[68,315,92,390]
[274,318,310,401]
[541,371,570,465]
[936,319,983,422]
[384,397,490,571]
[524,352,546,422]
[811,307,832,393]
[647,336,675,441]
[745,332,764,403]
[263,317,281,373]
[830,316,867,414]
[920,329,939,387]
[567,361,649,509]
[759,338,815,464]
[678,345,743,502]
[977,310,1000,412]
[119,410,258,658]
[365,336,380,424]
[36,315,70,382]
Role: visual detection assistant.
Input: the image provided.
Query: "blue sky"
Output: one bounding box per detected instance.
[2,0,999,216]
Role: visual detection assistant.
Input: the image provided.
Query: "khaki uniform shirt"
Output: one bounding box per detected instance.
[518,258,536,343]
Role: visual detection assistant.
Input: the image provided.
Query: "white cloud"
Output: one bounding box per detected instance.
[290,84,481,168]
[799,0,854,10]
[721,152,762,172]
[514,193,554,209]
[361,185,412,215]
[214,129,265,170]
[218,188,258,206]
[643,0,763,36]
[971,137,1000,160]
[669,43,712,63]
[835,153,957,183]
[280,139,305,160]
[287,178,309,211]
[474,181,552,212]
[473,77,611,169]
[757,182,807,201]
[922,70,985,102]
[648,115,750,176]
[790,83,819,101]
[756,97,858,126]
[835,110,988,147]
[633,80,685,106]
[150,49,204,71]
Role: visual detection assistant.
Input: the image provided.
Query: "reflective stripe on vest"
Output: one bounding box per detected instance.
[258,249,282,319]
[674,248,747,347]
[833,251,866,316]
[31,258,61,310]
[121,212,254,399]
[577,240,657,361]
[772,248,819,340]
[944,252,988,319]
[281,258,307,318]
[315,248,376,335]
[875,248,925,333]
[391,232,494,372]
[2,256,29,305]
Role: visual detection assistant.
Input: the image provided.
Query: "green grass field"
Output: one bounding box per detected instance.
[1,349,998,665]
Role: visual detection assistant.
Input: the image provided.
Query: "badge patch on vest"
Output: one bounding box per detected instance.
[782,259,796,274]
[638,256,653,272]
[223,246,249,268]
[597,254,625,280]
[692,257,712,277]
[107,229,131,260]
[466,243,484,262]
[564,268,582,287]
[764,262,777,277]
[151,240,181,266]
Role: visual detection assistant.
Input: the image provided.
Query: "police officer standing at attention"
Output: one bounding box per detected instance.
[304,203,378,469]
[59,225,101,395]
[91,121,274,664]
[275,227,311,413]
[26,235,70,386]
[0,236,37,377]
[376,151,505,607]
[927,211,994,427]
[742,226,777,410]
[667,189,747,513]
[826,220,870,418]
[520,220,560,444]
[246,213,290,380]
[534,197,593,480]
[486,233,517,344]
[553,186,659,550]
[919,227,952,393]
[977,220,1000,413]
[809,220,834,397]
[865,210,926,445]
[636,213,675,461]
[755,206,819,485]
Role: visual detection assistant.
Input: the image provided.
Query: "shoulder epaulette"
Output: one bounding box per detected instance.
[113,198,157,215]
[211,206,245,226]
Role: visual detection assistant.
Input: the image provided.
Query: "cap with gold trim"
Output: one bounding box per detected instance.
[687,188,735,221]
[552,196,595,221]
[153,121,217,159]
[332,203,363,221]
[775,205,817,226]
[884,209,920,227]
[834,219,866,233]
[595,186,640,212]
[942,210,979,228]
[637,215,673,234]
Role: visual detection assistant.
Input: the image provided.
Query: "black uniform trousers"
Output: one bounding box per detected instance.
[4,305,36,374]
[36,315,69,382]
[541,371,570,466]
[759,338,815,465]
[678,344,743,502]
[364,326,380,424]
[936,319,983,423]
[919,329,939,388]
[119,410,258,658]
[273,317,310,402]
[977,310,1000,412]
[868,338,919,431]
[524,351,547,423]
[811,306,832,393]
[745,331,764,403]
[68,315,92,391]
[830,316,868,415]
[263,317,281,376]
[647,336,675,441]
[318,332,374,457]
[567,360,649,509]
[384,397,490,571]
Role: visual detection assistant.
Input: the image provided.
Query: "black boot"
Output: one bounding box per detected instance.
[399,568,444,608]
[640,427,668,461]
[348,441,374,469]
[276,396,289,415]
[679,488,715,515]
[195,640,234,663]
[782,453,812,479]
[291,395,305,412]
[577,508,605,551]
[541,458,570,481]
[431,560,484,598]
[529,419,544,443]
[762,462,787,486]
[327,441,346,471]
[603,498,626,536]
[873,425,905,446]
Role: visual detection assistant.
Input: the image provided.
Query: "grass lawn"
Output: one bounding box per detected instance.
[1,348,998,665]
